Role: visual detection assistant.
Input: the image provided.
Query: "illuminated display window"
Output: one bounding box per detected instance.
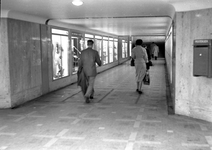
[122,40,125,58]
[51,29,69,80]
[122,40,128,58]
[109,39,114,63]
[129,41,132,56]
[52,29,68,35]
[95,35,102,39]
[125,42,128,57]
[103,37,108,40]
[114,40,118,61]
[103,39,108,65]
[85,34,94,38]
[71,36,83,74]
[95,36,102,59]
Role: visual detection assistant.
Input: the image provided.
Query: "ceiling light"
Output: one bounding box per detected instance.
[72,0,83,6]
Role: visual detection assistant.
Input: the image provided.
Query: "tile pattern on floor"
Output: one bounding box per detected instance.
[0,59,212,150]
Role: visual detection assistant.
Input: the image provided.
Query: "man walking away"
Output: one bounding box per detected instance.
[153,44,159,60]
[78,40,102,103]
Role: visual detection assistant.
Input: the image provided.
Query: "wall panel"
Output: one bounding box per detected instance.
[165,20,176,114]
[175,8,212,122]
[0,18,11,108]
[40,25,51,94]
[7,19,42,107]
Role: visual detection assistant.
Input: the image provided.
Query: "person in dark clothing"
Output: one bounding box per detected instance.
[150,42,155,58]
[143,44,152,69]
[143,45,151,61]
[78,40,101,103]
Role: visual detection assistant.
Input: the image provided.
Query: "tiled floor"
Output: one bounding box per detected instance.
[0,59,212,150]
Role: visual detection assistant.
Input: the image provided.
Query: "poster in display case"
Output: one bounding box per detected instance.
[52,29,69,80]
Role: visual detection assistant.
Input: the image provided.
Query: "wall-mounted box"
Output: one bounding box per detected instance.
[193,39,212,78]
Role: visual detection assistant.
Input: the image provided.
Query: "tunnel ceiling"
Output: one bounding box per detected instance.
[2,0,212,42]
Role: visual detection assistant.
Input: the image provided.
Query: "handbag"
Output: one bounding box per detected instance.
[130,58,135,66]
[143,71,150,85]
[146,62,150,70]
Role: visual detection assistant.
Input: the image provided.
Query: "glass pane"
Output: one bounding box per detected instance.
[95,35,102,39]
[80,38,84,51]
[109,40,113,63]
[52,29,68,35]
[95,39,102,59]
[103,37,108,40]
[129,41,132,56]
[103,40,108,65]
[125,42,128,57]
[122,40,125,58]
[52,34,69,80]
[114,41,118,61]
[61,36,69,76]
[71,37,81,74]
[85,34,94,38]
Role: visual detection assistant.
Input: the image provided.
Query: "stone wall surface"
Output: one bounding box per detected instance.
[0,19,11,108]
[175,8,212,122]
[7,19,43,107]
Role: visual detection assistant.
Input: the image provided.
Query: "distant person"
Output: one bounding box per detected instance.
[143,45,150,60]
[150,42,155,58]
[153,44,159,60]
[131,39,148,94]
[143,44,152,69]
[78,40,101,103]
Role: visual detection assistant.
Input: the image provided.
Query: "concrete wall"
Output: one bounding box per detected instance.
[165,34,173,84]
[165,17,176,114]
[0,18,11,108]
[175,8,212,122]
[7,19,43,107]
[165,29,174,112]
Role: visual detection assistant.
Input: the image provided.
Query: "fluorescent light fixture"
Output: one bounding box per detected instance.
[72,0,83,6]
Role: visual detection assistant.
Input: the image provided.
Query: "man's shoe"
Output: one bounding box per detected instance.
[85,97,90,103]
[138,90,143,94]
[136,89,143,94]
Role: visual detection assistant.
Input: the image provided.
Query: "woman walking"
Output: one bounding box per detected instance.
[131,39,148,94]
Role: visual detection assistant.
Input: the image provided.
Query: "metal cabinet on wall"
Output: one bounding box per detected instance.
[193,39,212,78]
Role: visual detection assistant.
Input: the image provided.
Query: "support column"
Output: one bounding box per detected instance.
[0,18,11,108]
